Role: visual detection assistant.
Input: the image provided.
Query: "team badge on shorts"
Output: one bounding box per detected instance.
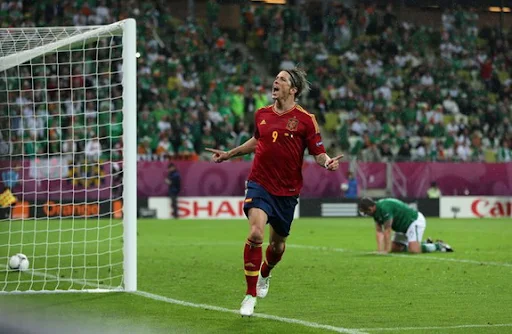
[286,118,299,131]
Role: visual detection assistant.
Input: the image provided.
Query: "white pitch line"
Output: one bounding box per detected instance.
[8,270,512,334]
[359,323,512,332]
[134,290,365,334]
[8,273,512,334]
[16,270,366,334]
[7,268,512,333]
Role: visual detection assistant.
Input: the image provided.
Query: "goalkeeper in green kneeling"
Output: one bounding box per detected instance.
[358,197,453,254]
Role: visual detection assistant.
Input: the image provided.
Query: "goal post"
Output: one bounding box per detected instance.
[122,18,137,293]
[0,19,137,293]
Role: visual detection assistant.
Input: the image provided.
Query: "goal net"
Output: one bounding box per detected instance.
[0,19,137,293]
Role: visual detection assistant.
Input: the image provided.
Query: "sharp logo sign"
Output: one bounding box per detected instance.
[178,198,245,219]
[148,197,300,220]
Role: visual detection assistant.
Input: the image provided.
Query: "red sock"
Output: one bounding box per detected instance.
[260,244,285,278]
[244,239,262,297]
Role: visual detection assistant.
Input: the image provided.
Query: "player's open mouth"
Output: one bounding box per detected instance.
[272,87,279,93]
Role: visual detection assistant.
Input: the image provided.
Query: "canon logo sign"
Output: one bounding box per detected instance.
[440,196,512,218]
[471,199,512,218]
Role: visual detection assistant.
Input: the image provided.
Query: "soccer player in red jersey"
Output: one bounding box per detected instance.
[206,67,342,316]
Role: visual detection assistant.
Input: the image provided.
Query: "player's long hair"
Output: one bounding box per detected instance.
[285,67,311,100]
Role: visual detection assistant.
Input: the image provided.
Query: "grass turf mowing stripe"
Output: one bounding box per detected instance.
[9,270,512,334]
[287,244,512,268]
[161,242,512,268]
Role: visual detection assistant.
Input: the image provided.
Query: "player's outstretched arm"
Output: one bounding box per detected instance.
[314,153,344,171]
[206,137,258,163]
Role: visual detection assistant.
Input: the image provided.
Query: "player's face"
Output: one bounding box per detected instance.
[271,71,295,101]
[360,205,376,217]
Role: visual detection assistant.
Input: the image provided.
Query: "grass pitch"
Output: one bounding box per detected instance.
[0,217,511,333]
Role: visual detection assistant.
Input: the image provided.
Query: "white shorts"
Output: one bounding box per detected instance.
[393,212,426,245]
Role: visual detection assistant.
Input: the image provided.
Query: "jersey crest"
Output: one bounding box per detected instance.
[286,117,299,131]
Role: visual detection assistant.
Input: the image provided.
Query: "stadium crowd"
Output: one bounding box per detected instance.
[0,0,511,163]
[242,3,512,162]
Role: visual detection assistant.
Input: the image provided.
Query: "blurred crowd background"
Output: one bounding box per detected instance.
[1,0,511,164]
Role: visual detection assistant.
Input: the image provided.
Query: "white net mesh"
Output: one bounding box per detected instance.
[0,23,127,292]
[0,26,106,57]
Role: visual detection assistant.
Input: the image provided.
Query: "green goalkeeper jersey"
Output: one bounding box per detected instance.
[373,198,419,233]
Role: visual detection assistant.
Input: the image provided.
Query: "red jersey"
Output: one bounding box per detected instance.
[248,104,326,196]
